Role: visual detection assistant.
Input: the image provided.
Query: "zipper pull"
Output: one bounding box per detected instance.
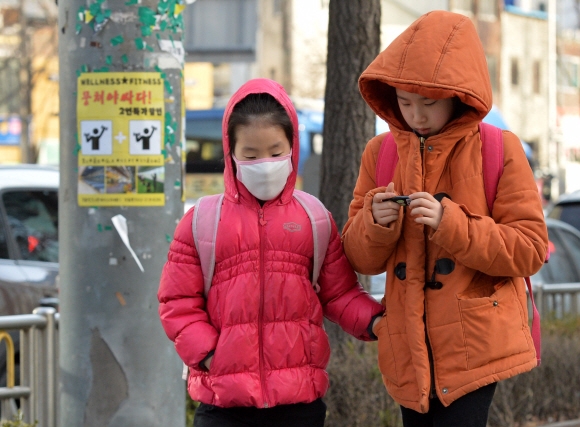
[258,209,267,226]
[420,136,425,151]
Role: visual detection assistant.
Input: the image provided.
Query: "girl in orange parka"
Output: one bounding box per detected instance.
[342,10,549,427]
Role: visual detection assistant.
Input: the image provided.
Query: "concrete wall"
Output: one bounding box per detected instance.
[500,11,549,167]
[381,0,449,48]
[255,0,288,89]
[288,0,328,99]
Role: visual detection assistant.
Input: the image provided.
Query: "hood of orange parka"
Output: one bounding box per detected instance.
[221,78,299,204]
[359,10,492,133]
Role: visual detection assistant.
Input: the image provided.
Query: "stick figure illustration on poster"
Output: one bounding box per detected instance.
[81,120,113,155]
[130,120,161,154]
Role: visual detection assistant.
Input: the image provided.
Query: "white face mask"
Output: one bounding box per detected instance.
[234,153,293,201]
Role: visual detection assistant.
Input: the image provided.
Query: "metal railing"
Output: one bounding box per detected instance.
[0,307,59,427]
[0,284,575,427]
[534,283,580,319]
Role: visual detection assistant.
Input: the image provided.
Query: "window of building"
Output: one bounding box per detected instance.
[533,60,541,94]
[480,0,497,16]
[183,0,258,63]
[558,58,579,88]
[511,58,519,86]
[452,0,475,14]
[0,58,21,115]
[486,55,498,92]
[273,0,283,15]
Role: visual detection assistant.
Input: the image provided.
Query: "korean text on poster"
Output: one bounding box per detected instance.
[77,72,166,207]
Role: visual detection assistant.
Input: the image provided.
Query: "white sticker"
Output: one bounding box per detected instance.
[158,40,185,66]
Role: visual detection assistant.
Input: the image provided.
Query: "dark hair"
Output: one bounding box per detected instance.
[227,93,294,155]
[452,97,471,120]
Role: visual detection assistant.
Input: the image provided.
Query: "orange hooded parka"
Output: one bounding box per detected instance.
[342,11,549,413]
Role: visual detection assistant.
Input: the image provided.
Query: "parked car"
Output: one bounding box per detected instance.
[0,164,59,387]
[547,190,580,232]
[370,218,580,318]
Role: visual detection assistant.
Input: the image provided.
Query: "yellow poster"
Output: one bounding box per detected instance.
[77,72,165,207]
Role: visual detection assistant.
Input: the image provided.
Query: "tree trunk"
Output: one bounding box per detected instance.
[321,0,380,346]
[321,0,380,230]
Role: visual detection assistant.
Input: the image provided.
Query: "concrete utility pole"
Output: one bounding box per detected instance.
[58,1,186,426]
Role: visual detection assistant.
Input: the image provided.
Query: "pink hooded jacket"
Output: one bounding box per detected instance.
[158,78,383,408]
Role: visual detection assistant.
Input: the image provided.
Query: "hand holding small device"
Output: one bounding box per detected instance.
[408,192,443,230]
[372,182,404,226]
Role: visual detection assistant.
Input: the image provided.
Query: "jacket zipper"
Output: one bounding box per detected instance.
[258,208,269,408]
[419,135,437,398]
[419,136,427,189]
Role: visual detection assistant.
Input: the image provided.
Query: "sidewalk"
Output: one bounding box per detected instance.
[540,420,580,427]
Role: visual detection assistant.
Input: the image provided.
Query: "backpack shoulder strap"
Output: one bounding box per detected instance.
[526,277,542,366]
[479,122,504,214]
[479,123,542,365]
[192,193,225,298]
[293,190,332,293]
[375,132,398,187]
[184,194,223,381]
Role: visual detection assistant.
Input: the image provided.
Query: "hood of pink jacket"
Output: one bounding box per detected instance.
[222,78,300,204]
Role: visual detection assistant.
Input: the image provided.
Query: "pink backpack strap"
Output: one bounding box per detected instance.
[479,122,504,215]
[293,190,332,293]
[526,276,542,366]
[375,132,399,187]
[184,193,224,380]
[192,193,225,298]
[479,123,541,365]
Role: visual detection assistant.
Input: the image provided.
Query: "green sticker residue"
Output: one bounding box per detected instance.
[110,35,125,46]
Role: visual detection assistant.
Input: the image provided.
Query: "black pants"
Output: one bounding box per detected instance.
[400,382,497,427]
[193,398,326,427]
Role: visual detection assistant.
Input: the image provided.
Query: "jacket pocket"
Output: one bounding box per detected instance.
[457,279,530,370]
[376,315,399,386]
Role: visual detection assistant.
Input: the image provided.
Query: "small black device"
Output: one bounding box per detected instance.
[383,196,411,206]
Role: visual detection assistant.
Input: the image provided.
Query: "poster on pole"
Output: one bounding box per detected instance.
[77,72,165,207]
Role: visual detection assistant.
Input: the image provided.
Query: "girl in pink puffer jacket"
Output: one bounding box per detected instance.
[158,78,383,427]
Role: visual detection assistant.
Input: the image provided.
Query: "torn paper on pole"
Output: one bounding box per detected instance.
[111,214,145,272]
[158,40,185,66]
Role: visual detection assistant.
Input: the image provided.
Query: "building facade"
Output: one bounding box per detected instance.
[0,0,58,164]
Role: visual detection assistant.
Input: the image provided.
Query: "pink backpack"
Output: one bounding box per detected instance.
[191,190,331,296]
[376,123,542,366]
[182,190,332,379]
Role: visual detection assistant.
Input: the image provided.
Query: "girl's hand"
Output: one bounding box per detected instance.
[372,182,401,226]
[409,192,443,230]
[372,316,382,336]
[203,355,213,371]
